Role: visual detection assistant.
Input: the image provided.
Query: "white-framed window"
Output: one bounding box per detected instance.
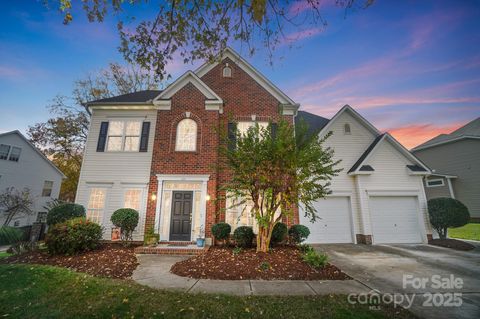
[42,181,54,197]
[427,179,445,187]
[107,120,141,152]
[344,123,351,135]
[237,121,269,137]
[175,118,197,151]
[37,212,47,223]
[223,64,232,77]
[124,189,142,211]
[87,188,106,224]
[0,144,11,160]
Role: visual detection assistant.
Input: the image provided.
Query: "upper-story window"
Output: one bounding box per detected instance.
[0,144,10,160]
[344,123,351,135]
[237,121,269,136]
[9,147,21,162]
[175,119,197,151]
[0,144,21,162]
[42,181,54,197]
[223,63,232,77]
[107,121,141,152]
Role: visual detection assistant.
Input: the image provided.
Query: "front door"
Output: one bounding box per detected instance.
[169,191,193,241]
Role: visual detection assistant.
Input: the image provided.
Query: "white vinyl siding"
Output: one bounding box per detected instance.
[75,109,156,240]
[0,133,63,227]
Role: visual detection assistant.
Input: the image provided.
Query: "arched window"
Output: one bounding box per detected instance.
[223,63,232,77]
[175,119,197,151]
[344,123,351,135]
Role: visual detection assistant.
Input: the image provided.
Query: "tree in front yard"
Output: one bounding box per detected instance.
[219,120,340,253]
[428,197,470,240]
[0,187,34,226]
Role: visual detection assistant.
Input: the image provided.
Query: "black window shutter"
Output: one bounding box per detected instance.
[271,123,278,140]
[96,122,109,152]
[228,122,237,151]
[139,122,150,152]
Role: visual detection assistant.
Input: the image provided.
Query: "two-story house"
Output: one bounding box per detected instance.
[76,47,433,245]
[0,130,64,227]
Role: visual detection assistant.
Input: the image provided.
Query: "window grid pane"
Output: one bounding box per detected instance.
[176,119,197,151]
[87,188,106,224]
[42,181,54,197]
[124,189,142,211]
[0,144,10,160]
[8,147,21,162]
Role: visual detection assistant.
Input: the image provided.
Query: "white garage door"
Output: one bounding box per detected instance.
[300,197,353,243]
[370,196,423,244]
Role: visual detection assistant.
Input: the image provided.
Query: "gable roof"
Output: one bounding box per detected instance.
[412,117,480,151]
[0,130,66,178]
[295,111,330,137]
[348,133,431,175]
[87,90,162,105]
[153,71,223,111]
[318,104,381,137]
[195,47,298,108]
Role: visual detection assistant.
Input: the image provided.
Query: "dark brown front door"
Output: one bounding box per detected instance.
[169,191,193,241]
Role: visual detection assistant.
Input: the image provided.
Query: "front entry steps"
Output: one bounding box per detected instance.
[134,241,208,255]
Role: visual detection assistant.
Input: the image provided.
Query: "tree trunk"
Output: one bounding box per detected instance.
[256,225,273,253]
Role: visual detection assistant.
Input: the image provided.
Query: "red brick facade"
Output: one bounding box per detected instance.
[144,57,297,239]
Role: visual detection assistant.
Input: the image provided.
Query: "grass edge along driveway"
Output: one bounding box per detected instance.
[449,223,480,241]
[0,264,415,319]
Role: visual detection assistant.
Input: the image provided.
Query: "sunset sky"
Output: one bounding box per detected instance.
[1,0,479,149]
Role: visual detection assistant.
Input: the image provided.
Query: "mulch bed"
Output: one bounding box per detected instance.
[0,244,138,279]
[171,245,350,280]
[429,238,475,251]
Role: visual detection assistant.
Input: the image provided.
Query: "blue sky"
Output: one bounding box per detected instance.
[1,0,479,148]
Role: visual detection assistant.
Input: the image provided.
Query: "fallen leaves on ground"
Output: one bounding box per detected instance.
[171,245,350,280]
[0,244,138,279]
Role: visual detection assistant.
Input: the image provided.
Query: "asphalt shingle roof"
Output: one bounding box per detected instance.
[413,117,480,150]
[295,111,330,137]
[88,90,163,104]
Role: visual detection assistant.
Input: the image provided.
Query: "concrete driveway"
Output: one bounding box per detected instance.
[315,243,480,319]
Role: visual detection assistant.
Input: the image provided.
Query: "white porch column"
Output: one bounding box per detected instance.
[199,179,208,238]
[154,176,165,235]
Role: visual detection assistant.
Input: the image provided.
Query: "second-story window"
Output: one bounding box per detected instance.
[0,144,10,160]
[175,119,197,151]
[42,181,54,197]
[237,121,269,137]
[8,147,21,162]
[107,121,141,152]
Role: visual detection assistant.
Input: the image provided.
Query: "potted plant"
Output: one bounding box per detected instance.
[196,225,205,247]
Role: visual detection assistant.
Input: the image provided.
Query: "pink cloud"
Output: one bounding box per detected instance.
[388,122,465,149]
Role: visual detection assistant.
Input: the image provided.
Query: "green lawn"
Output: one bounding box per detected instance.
[0,252,11,259]
[449,223,480,241]
[0,264,413,319]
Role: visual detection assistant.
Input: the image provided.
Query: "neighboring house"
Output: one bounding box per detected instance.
[412,117,480,221]
[76,47,433,244]
[0,130,65,227]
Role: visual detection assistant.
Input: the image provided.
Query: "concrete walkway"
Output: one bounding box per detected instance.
[132,255,370,296]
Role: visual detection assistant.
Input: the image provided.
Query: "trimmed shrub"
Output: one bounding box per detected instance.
[45,217,103,255]
[428,197,470,239]
[111,208,139,246]
[47,203,86,226]
[270,222,288,245]
[0,226,23,245]
[211,223,231,242]
[233,226,255,248]
[288,224,310,244]
[303,250,328,268]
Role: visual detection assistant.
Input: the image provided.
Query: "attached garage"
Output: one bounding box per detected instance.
[300,197,354,243]
[369,196,423,244]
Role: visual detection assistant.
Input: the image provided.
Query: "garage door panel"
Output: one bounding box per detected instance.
[370,196,422,244]
[300,197,353,243]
